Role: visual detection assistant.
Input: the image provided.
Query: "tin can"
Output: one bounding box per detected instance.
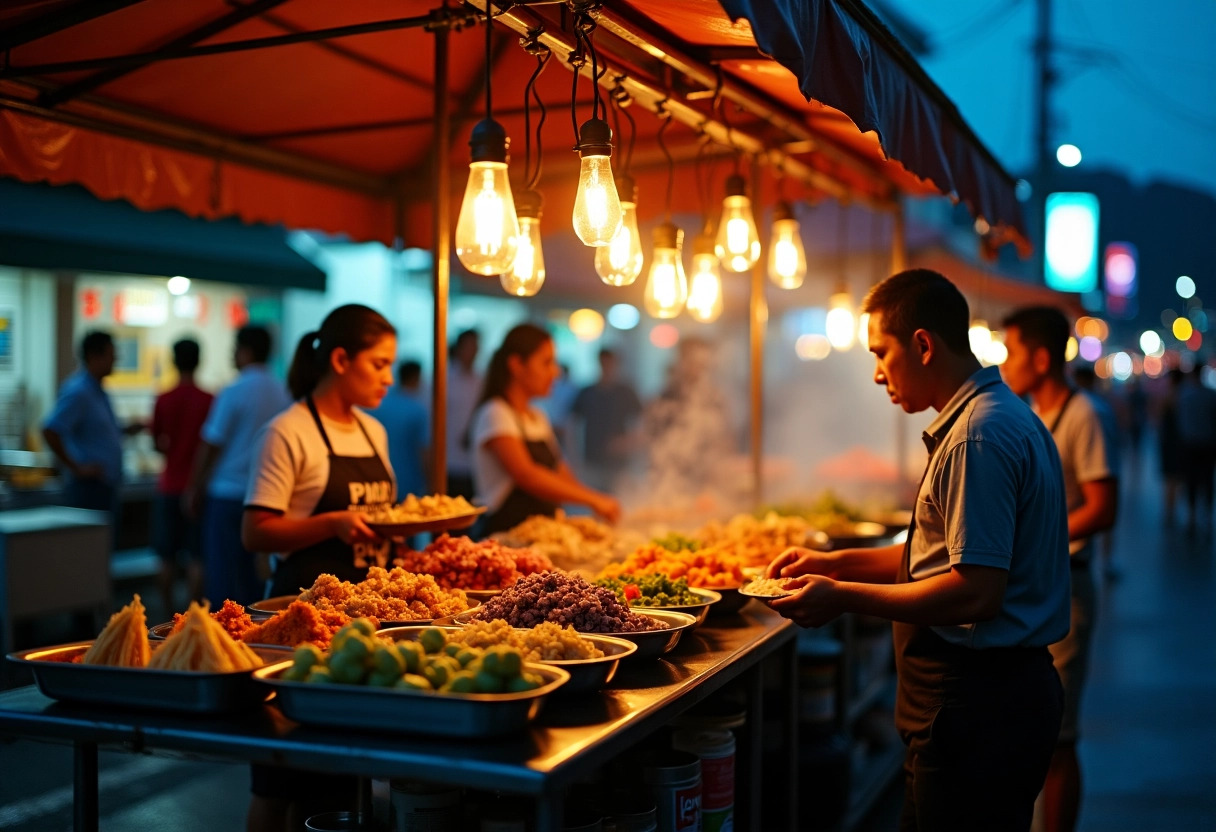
[605,806,658,832]
[389,780,461,832]
[672,729,735,832]
[641,749,702,832]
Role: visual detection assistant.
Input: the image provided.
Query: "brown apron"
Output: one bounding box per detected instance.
[479,408,561,536]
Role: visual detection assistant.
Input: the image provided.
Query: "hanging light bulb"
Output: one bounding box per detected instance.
[715,173,760,272]
[768,201,807,289]
[594,175,644,286]
[572,118,623,246]
[686,232,723,323]
[454,120,519,276]
[644,222,689,319]
[826,285,857,350]
[499,190,545,297]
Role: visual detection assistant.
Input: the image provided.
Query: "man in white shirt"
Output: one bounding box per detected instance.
[186,325,291,603]
[1003,306,1119,832]
[445,329,481,500]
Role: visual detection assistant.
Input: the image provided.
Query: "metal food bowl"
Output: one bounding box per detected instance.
[447,608,697,661]
[641,587,722,627]
[699,586,750,615]
[610,610,699,660]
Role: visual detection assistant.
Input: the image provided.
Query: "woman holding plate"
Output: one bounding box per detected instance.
[471,323,620,535]
[241,303,397,830]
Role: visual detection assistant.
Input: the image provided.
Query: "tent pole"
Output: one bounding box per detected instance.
[750,161,767,508]
[890,200,907,273]
[430,21,450,496]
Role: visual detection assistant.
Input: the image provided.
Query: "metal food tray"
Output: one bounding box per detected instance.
[366,507,487,538]
[6,642,284,714]
[377,626,637,693]
[255,660,570,737]
[246,596,479,627]
[147,622,292,652]
[449,609,698,661]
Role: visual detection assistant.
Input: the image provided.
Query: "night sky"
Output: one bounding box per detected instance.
[884,0,1216,198]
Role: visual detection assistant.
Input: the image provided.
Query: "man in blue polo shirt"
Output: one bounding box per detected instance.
[767,269,1069,832]
[43,331,135,521]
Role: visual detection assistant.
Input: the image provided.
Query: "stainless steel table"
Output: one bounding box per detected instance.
[0,604,798,832]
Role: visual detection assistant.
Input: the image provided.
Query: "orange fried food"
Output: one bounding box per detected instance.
[170,599,254,640]
[240,601,366,649]
[83,595,151,668]
[150,601,262,672]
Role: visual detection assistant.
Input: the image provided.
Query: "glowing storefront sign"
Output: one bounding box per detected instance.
[1045,193,1099,293]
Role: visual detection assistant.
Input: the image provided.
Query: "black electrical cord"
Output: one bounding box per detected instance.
[522,42,551,190]
[655,104,674,219]
[483,1,493,121]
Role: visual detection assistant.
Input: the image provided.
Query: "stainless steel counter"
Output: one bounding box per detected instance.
[0,604,799,832]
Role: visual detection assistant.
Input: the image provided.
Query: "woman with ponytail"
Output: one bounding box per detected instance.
[471,323,620,535]
[241,305,396,829]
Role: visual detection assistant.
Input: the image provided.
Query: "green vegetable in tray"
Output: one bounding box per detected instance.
[293,621,540,696]
[651,532,701,553]
[594,573,703,607]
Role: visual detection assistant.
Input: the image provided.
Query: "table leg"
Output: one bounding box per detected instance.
[74,741,98,832]
[534,788,564,832]
[745,662,764,832]
[782,638,799,830]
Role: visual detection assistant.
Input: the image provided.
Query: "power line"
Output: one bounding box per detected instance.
[932,0,1026,50]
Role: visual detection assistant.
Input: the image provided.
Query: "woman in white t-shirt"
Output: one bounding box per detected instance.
[241,304,397,830]
[471,323,620,535]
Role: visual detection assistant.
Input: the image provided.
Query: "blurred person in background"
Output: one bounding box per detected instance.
[445,328,480,500]
[767,270,1068,832]
[471,324,619,536]
[1071,365,1120,578]
[1002,306,1120,832]
[369,359,430,497]
[537,362,579,452]
[150,338,213,613]
[42,330,144,524]
[1158,368,1185,524]
[242,304,396,832]
[1176,363,1216,534]
[571,348,642,493]
[186,325,291,604]
[643,336,731,502]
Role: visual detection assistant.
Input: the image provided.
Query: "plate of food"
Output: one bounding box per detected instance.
[364,495,486,537]
[739,577,800,600]
[256,620,569,737]
[9,596,279,713]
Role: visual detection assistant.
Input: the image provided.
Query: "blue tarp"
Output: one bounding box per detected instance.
[720,0,1028,254]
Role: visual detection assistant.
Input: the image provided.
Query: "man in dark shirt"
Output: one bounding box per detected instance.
[571,349,642,493]
[151,338,213,612]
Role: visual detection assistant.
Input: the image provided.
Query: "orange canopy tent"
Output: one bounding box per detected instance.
[0,0,1031,496]
[0,0,1028,249]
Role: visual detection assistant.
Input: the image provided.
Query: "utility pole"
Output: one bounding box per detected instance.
[1032,0,1056,280]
